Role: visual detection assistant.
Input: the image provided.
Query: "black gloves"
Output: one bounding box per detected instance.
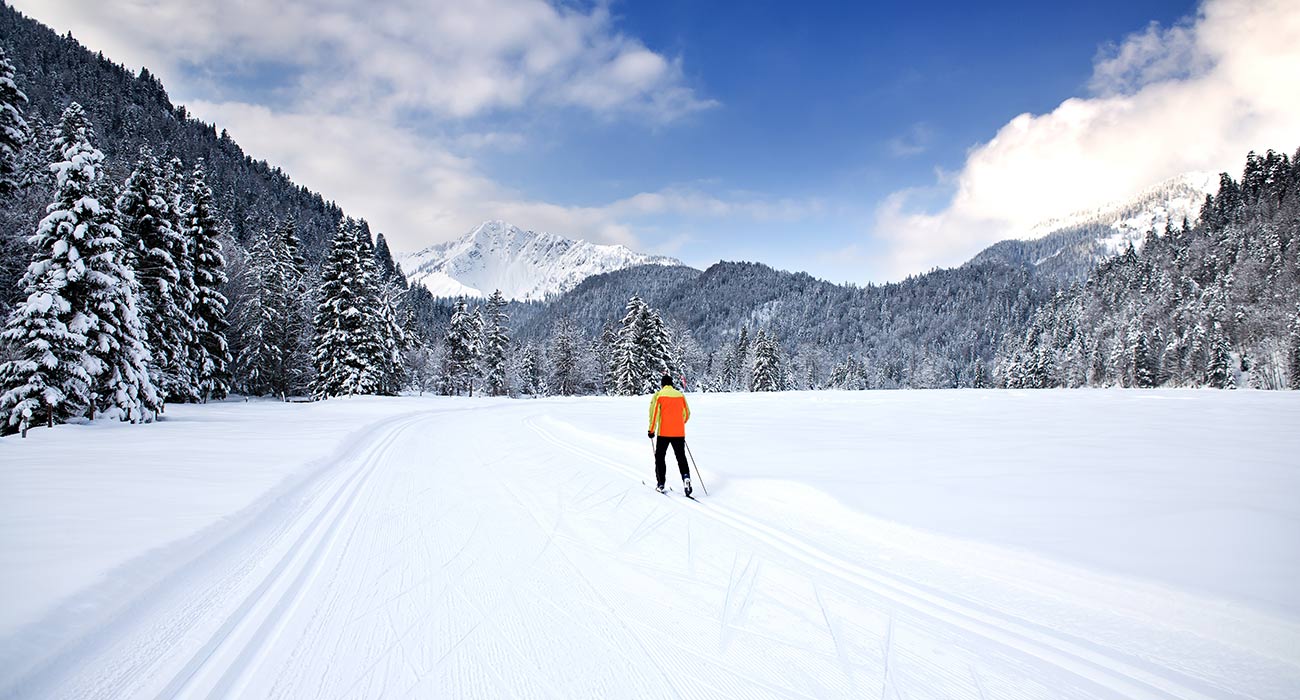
[647,431,655,439]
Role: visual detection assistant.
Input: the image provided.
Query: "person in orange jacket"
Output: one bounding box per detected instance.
[647,374,692,495]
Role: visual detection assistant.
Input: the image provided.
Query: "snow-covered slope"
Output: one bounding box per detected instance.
[1026,172,1218,254]
[2,392,1298,699]
[399,220,682,301]
[970,172,1218,283]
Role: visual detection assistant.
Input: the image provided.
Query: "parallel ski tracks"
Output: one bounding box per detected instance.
[525,416,1231,700]
[153,412,430,700]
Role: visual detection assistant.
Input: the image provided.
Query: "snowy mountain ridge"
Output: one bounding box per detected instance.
[398,220,682,301]
[969,171,1219,284]
[1024,171,1218,254]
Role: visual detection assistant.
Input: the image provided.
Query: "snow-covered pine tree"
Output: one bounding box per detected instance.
[82,154,160,423]
[1206,325,1235,389]
[608,296,677,395]
[277,219,315,395]
[372,232,403,286]
[165,156,201,402]
[374,281,408,395]
[235,226,278,395]
[442,299,478,396]
[313,218,374,398]
[184,160,231,401]
[517,341,543,396]
[610,296,650,395]
[0,46,28,196]
[1132,327,1157,388]
[751,330,784,391]
[116,148,194,404]
[354,221,404,395]
[548,316,582,396]
[0,103,100,434]
[1289,305,1300,390]
[480,290,510,396]
[637,305,674,390]
[733,326,751,391]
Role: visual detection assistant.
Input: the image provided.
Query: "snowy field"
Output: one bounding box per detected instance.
[1,390,1297,699]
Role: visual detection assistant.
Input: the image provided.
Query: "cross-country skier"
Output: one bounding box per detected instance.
[648,374,692,495]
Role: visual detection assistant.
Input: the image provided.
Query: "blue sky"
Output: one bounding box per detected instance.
[14,0,1300,282]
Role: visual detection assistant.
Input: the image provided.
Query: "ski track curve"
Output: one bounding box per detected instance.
[524,414,1248,700]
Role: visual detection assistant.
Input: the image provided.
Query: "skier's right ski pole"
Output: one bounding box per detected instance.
[684,441,709,496]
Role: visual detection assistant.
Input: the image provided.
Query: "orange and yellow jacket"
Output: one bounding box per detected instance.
[648,386,691,437]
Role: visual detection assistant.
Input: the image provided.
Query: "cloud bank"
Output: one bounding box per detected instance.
[875,0,1300,280]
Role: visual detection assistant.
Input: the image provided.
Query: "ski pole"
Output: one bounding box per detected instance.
[684,441,709,496]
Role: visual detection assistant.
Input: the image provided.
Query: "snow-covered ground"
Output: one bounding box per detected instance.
[1,390,1297,699]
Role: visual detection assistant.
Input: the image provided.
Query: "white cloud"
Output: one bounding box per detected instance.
[12,0,714,121]
[874,0,1300,281]
[11,0,739,254]
[187,101,813,256]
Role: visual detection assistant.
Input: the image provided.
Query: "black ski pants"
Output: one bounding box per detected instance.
[655,436,689,486]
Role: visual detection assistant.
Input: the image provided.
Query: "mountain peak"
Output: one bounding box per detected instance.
[399,221,681,301]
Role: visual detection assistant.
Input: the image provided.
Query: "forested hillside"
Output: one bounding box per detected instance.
[999,149,1300,389]
[0,3,345,315]
[513,258,1053,391]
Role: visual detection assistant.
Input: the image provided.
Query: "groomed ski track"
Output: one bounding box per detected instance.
[2,397,1295,700]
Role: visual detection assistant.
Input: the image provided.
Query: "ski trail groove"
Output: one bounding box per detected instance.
[153,412,426,700]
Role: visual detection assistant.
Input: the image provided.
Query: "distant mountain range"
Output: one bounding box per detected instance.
[398,220,681,301]
[399,174,1215,307]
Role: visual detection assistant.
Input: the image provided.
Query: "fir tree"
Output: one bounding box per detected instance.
[607,296,677,395]
[83,171,160,422]
[442,299,479,396]
[517,342,543,396]
[313,218,373,398]
[548,316,583,396]
[353,221,403,395]
[116,149,195,404]
[0,46,28,196]
[1288,305,1300,390]
[480,290,510,396]
[1206,326,1234,389]
[1132,327,1158,388]
[751,330,784,391]
[184,160,231,401]
[165,156,202,401]
[611,296,650,395]
[0,103,100,433]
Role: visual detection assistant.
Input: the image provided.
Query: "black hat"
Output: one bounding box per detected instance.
[661,374,674,387]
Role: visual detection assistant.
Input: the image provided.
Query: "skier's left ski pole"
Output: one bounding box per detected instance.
[684,441,709,496]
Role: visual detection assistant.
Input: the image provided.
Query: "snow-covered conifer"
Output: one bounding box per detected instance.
[751,330,784,391]
[1206,326,1234,389]
[116,149,195,403]
[516,342,543,396]
[184,160,231,401]
[480,290,510,396]
[548,316,582,396]
[608,296,676,395]
[1289,305,1300,390]
[0,103,101,433]
[610,296,650,395]
[442,299,479,396]
[0,46,29,196]
[313,218,373,398]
